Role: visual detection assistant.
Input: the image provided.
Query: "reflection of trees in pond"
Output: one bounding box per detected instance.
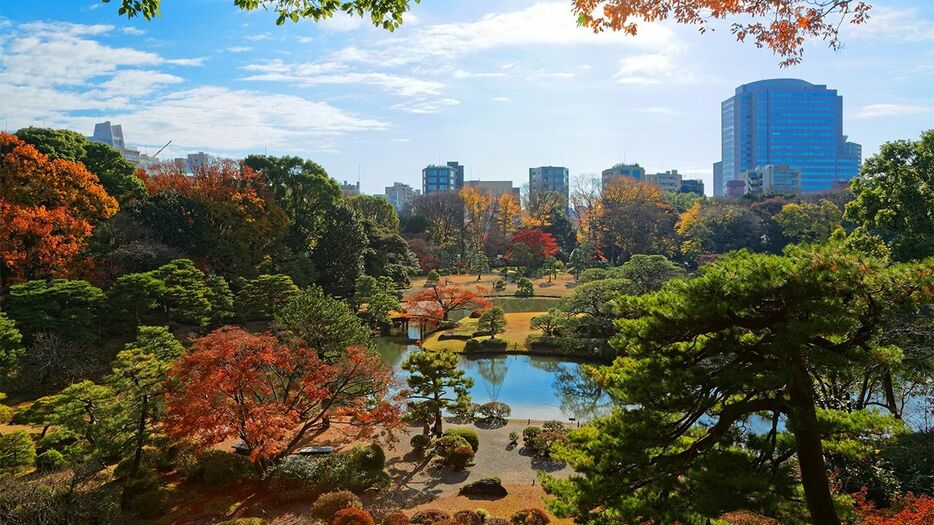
[551,363,610,421]
[470,355,508,402]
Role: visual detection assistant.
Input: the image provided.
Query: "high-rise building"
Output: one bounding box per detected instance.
[725,179,747,198]
[601,163,645,188]
[720,79,861,194]
[89,121,142,164]
[645,170,683,192]
[422,163,462,194]
[713,161,723,197]
[385,182,420,214]
[464,180,520,198]
[679,179,704,195]
[739,165,801,195]
[529,166,569,199]
[338,180,360,196]
[173,152,216,174]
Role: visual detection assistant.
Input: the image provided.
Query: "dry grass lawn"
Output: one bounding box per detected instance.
[421,312,543,353]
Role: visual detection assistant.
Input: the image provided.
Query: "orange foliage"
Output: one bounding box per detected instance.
[572,0,871,66]
[332,508,375,525]
[164,326,401,462]
[0,133,118,282]
[497,192,522,237]
[406,284,491,322]
[855,490,934,525]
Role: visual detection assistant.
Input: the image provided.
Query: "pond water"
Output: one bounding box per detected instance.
[376,339,610,422]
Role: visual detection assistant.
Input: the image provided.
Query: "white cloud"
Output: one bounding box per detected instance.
[614,53,676,84]
[244,33,271,41]
[121,27,145,36]
[853,7,934,43]
[242,60,444,97]
[227,46,252,53]
[319,14,366,32]
[453,69,506,79]
[854,103,933,119]
[297,36,315,44]
[99,70,184,97]
[491,96,512,102]
[391,97,460,114]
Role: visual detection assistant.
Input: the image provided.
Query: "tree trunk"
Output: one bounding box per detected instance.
[128,396,149,481]
[788,357,841,525]
[433,393,443,436]
[881,370,901,419]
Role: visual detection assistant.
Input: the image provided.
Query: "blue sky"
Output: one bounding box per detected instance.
[1,1,932,195]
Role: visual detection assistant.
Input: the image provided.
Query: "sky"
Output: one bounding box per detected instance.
[1,1,932,195]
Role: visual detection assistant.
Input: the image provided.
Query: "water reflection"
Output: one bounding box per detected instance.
[375,339,610,421]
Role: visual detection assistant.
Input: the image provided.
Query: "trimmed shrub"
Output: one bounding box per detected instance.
[382,511,411,525]
[522,426,541,444]
[35,449,65,471]
[477,402,511,422]
[311,491,362,520]
[125,485,173,519]
[433,435,474,469]
[452,510,483,525]
[216,519,270,525]
[448,445,475,470]
[191,450,256,486]
[487,519,510,525]
[515,278,534,297]
[267,453,389,501]
[426,271,441,285]
[333,508,376,525]
[459,477,507,498]
[542,421,565,432]
[352,443,386,470]
[410,509,450,524]
[0,431,35,471]
[464,338,507,352]
[510,508,550,525]
[410,434,431,451]
[443,428,479,452]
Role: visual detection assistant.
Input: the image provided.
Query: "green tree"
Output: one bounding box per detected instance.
[6,280,104,343]
[359,219,418,286]
[274,286,372,360]
[50,380,126,460]
[530,309,572,337]
[236,274,301,321]
[559,278,636,337]
[774,199,842,244]
[105,0,419,29]
[845,130,934,262]
[106,326,183,479]
[15,126,145,204]
[477,307,507,340]
[347,194,401,232]
[0,431,35,472]
[353,275,400,330]
[568,243,597,279]
[677,202,767,258]
[0,313,25,386]
[151,259,213,326]
[508,243,535,269]
[106,272,167,329]
[205,274,236,325]
[615,254,686,294]
[314,203,367,297]
[542,256,559,282]
[402,349,473,436]
[468,251,490,281]
[543,245,934,525]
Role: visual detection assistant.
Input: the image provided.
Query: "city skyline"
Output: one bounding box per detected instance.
[1,1,932,195]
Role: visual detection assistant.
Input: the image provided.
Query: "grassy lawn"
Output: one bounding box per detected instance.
[407,272,578,299]
[421,312,543,352]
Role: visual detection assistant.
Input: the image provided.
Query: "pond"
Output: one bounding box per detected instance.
[376,339,611,422]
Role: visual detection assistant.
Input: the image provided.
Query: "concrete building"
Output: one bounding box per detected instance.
[422,163,462,194]
[679,179,705,195]
[601,163,645,188]
[339,180,360,196]
[88,121,143,164]
[645,170,683,192]
[720,78,861,194]
[173,152,216,174]
[739,165,801,195]
[384,182,420,214]
[725,179,747,198]
[713,161,723,197]
[529,166,569,199]
[464,180,520,197]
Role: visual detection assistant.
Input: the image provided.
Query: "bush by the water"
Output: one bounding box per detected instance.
[333,507,376,525]
[190,450,256,486]
[443,428,479,452]
[464,338,507,352]
[515,278,534,297]
[410,509,450,524]
[311,491,362,520]
[458,477,507,498]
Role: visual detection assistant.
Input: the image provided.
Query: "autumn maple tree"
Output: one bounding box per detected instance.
[509,229,559,265]
[405,284,491,323]
[573,0,871,66]
[164,326,401,462]
[0,133,119,283]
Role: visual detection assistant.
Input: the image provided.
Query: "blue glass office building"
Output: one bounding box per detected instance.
[422,162,463,194]
[720,79,861,194]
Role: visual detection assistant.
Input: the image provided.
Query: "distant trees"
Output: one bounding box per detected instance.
[1,133,119,282]
[236,274,301,322]
[165,327,400,462]
[477,307,507,340]
[774,199,842,243]
[677,201,767,258]
[0,314,25,386]
[510,230,559,268]
[845,130,934,262]
[353,275,400,330]
[402,349,473,436]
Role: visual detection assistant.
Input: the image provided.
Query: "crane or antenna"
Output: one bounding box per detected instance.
[153,140,172,158]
